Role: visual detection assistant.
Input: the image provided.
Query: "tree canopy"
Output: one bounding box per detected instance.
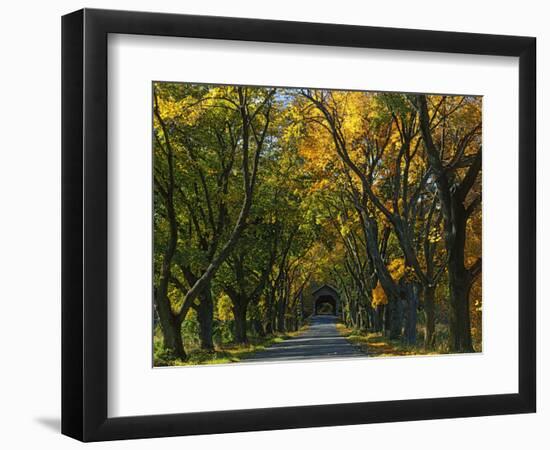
[153,83,482,365]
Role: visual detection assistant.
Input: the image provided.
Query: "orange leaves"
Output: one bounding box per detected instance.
[299,137,334,175]
[371,259,408,308]
[372,281,388,307]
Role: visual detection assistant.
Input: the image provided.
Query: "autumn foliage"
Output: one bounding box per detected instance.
[153,83,482,364]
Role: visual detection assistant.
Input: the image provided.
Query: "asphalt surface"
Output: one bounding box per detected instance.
[243,315,364,362]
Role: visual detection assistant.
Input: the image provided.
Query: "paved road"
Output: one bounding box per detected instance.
[244,315,364,362]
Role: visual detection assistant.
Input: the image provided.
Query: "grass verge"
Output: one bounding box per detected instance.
[155,325,308,366]
[336,323,443,357]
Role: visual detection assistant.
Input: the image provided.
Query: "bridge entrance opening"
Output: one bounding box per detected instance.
[315,295,337,315]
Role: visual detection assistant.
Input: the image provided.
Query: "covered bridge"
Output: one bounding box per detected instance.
[311,284,340,316]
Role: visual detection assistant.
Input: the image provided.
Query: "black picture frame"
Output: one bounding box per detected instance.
[61,8,536,442]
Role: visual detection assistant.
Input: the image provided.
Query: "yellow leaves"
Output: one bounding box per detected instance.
[340,224,351,237]
[371,258,409,308]
[298,91,369,170]
[217,293,233,321]
[155,95,203,126]
[388,258,406,282]
[372,281,388,307]
[451,96,482,131]
[299,136,334,174]
[341,99,366,138]
[310,178,332,193]
[428,228,442,244]
[187,307,198,321]
[167,284,184,312]
[370,259,415,309]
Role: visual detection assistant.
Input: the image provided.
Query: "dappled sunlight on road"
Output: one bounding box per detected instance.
[243,315,364,362]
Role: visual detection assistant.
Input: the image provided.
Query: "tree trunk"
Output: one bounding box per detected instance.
[383,303,391,336]
[197,288,214,351]
[446,204,474,352]
[448,261,473,352]
[155,251,186,359]
[265,293,274,334]
[424,285,436,349]
[276,296,286,332]
[365,303,374,330]
[253,318,266,337]
[232,301,249,344]
[153,91,185,360]
[403,282,418,345]
[372,305,382,332]
[356,307,363,330]
[388,295,403,340]
[361,213,402,328]
[377,306,385,332]
[156,294,186,359]
[417,95,477,354]
[348,299,356,329]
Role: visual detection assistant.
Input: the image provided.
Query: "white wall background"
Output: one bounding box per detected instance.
[0,1,546,448]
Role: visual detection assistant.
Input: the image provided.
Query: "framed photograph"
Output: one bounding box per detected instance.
[61,8,536,441]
